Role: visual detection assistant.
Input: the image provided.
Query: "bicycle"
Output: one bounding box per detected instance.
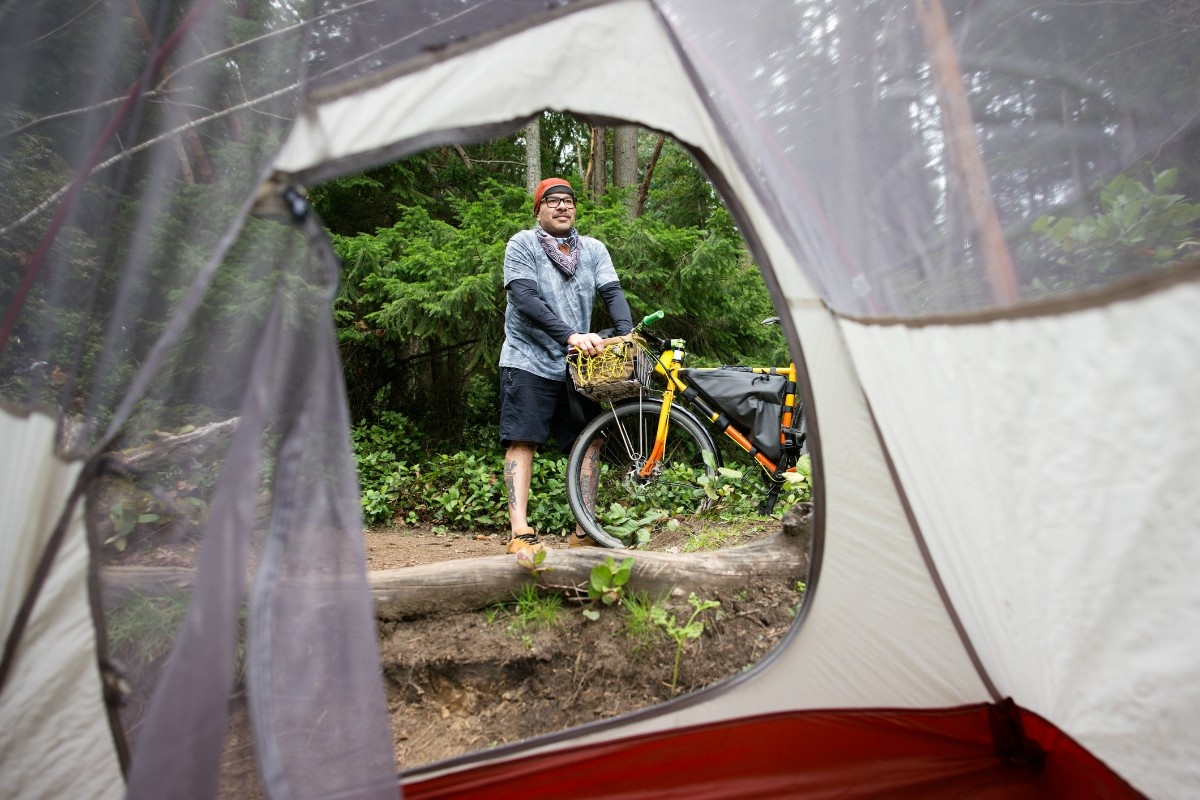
[564,311,807,549]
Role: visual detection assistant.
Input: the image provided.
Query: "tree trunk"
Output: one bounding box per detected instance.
[523,118,541,194]
[633,134,665,218]
[915,0,1019,304]
[588,125,607,199]
[126,0,213,184]
[612,125,639,214]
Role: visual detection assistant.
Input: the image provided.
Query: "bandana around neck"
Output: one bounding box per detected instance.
[534,225,580,278]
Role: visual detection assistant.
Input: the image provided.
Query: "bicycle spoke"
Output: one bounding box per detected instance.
[567,400,719,548]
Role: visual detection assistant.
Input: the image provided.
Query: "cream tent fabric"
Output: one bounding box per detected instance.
[842,277,1200,799]
[0,412,123,799]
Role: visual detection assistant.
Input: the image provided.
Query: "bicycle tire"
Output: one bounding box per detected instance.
[566,399,720,548]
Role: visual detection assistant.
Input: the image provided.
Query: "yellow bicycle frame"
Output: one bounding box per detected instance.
[639,339,800,479]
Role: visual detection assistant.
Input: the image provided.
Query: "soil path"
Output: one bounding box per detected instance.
[170,524,802,796]
[359,525,804,774]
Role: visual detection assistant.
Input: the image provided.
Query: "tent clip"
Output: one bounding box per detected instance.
[988,698,1046,772]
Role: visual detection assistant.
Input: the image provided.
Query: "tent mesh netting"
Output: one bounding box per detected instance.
[1,0,1196,798]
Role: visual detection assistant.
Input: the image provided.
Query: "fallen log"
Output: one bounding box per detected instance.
[101,504,813,619]
[99,566,196,606]
[372,504,811,618]
[106,418,239,473]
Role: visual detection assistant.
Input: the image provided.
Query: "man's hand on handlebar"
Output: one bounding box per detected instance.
[567,331,605,355]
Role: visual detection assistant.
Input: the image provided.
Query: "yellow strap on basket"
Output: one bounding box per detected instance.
[568,336,647,402]
[570,340,633,387]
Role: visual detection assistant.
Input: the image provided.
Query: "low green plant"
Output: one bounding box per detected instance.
[781,454,812,504]
[621,591,667,651]
[351,414,578,533]
[697,452,744,503]
[350,417,809,539]
[514,545,550,576]
[351,411,421,525]
[593,504,664,547]
[105,591,191,673]
[104,590,256,688]
[100,473,211,554]
[106,502,161,552]
[588,555,634,605]
[492,583,562,634]
[651,592,721,692]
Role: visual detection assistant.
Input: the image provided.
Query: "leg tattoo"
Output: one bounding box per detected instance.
[503,457,518,512]
[581,441,601,515]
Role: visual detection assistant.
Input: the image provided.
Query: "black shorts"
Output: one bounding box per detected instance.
[499,367,602,452]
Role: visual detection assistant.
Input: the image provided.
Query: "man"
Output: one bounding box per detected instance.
[498,177,633,554]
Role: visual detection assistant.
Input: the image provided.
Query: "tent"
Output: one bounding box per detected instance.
[2,0,1197,797]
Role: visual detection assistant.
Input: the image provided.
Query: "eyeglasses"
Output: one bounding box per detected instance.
[541,196,575,209]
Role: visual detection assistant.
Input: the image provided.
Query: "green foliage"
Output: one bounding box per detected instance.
[1032,168,1200,293]
[651,592,722,692]
[588,556,634,606]
[781,454,813,505]
[640,139,724,230]
[100,470,211,555]
[350,413,577,532]
[350,411,421,525]
[330,181,526,431]
[527,454,575,534]
[104,591,191,674]
[621,591,668,650]
[1,1,302,432]
[350,411,808,537]
[593,503,667,548]
[514,545,549,575]
[311,141,525,234]
[106,503,162,552]
[325,159,779,430]
[698,457,744,503]
[605,449,810,546]
[422,452,508,528]
[491,583,562,635]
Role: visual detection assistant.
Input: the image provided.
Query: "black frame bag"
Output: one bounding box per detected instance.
[680,366,788,463]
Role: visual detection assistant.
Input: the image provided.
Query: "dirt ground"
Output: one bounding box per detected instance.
[361,525,804,773]
[109,522,805,794]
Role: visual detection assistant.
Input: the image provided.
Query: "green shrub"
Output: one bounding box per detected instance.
[351,415,810,535]
[351,414,576,533]
[1032,167,1200,293]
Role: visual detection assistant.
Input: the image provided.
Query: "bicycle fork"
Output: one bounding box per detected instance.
[637,345,683,479]
[639,384,678,479]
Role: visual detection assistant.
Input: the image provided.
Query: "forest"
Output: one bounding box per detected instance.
[315,122,791,533]
[2,0,1198,540]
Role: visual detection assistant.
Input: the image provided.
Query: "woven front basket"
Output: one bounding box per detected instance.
[567,335,653,402]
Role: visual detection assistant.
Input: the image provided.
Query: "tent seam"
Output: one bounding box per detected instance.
[861,392,1004,703]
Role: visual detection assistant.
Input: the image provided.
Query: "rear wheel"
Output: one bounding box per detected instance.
[566,399,720,548]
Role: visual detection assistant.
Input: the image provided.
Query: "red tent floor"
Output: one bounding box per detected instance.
[402,701,1143,799]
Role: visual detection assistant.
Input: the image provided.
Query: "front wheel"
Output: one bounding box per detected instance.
[566,399,720,548]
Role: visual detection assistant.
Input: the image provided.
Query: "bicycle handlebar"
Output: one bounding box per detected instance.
[640,310,665,328]
[567,310,668,355]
